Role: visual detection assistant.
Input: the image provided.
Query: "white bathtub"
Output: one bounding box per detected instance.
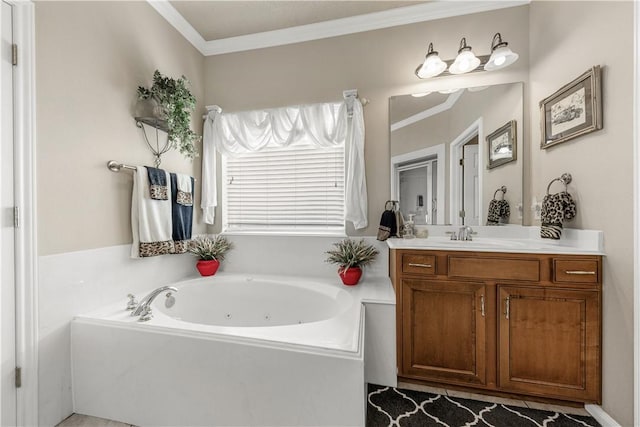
[71,273,396,426]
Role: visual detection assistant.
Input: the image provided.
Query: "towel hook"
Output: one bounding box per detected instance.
[493,186,507,200]
[546,173,572,195]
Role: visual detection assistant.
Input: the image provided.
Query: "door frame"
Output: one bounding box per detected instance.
[5,1,37,425]
[449,118,483,226]
[634,1,640,425]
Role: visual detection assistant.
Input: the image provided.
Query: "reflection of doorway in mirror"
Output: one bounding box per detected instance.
[462,140,479,226]
[391,144,446,224]
[399,161,436,225]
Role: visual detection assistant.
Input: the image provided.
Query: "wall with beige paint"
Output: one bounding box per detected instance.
[203,5,530,234]
[36,1,206,256]
[529,2,633,425]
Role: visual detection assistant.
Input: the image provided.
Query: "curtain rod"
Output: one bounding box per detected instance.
[203,89,368,118]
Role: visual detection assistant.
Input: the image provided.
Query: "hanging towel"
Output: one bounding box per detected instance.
[147,166,169,200]
[487,199,510,225]
[377,208,397,241]
[176,174,193,206]
[540,191,577,239]
[395,209,405,238]
[170,173,194,253]
[131,166,175,258]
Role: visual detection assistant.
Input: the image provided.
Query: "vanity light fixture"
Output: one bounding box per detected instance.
[448,38,480,75]
[415,33,518,79]
[411,91,432,98]
[416,43,448,79]
[484,33,519,71]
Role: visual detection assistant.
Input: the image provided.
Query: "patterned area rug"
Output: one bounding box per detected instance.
[367,384,601,427]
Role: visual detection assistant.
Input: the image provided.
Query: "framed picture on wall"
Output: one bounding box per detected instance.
[487,120,517,169]
[540,65,602,149]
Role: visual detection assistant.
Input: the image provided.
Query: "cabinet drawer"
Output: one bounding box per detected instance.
[402,254,436,275]
[554,259,599,283]
[449,256,540,282]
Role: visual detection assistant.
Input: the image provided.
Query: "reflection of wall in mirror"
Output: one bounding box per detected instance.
[390,83,523,225]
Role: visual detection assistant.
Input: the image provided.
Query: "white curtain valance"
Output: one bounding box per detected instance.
[201,99,368,229]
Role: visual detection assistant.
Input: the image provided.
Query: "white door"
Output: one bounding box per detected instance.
[1,1,17,425]
[462,144,479,226]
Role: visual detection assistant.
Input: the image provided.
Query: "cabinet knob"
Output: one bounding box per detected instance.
[504,296,510,320]
[565,270,596,275]
[408,263,432,268]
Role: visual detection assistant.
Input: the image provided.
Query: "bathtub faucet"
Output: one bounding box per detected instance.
[131,286,178,320]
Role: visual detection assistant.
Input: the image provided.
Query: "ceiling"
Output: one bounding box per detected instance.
[150,1,530,55]
[170,1,425,41]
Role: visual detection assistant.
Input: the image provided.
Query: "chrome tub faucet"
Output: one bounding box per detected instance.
[130,286,178,321]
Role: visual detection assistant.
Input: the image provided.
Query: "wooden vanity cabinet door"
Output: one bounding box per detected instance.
[498,286,601,402]
[402,279,487,386]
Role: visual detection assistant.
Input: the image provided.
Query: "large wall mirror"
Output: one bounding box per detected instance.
[389,82,524,226]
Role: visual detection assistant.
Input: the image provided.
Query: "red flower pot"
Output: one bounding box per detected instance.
[196,259,220,276]
[338,266,362,286]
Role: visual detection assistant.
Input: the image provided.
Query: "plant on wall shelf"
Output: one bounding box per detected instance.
[137,70,201,160]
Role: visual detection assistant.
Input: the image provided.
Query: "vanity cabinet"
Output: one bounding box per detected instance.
[391,249,602,404]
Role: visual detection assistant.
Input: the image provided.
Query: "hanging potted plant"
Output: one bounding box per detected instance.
[188,235,233,277]
[325,238,379,286]
[137,70,201,160]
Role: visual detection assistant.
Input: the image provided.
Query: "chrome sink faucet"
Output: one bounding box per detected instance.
[458,226,475,241]
[131,286,178,320]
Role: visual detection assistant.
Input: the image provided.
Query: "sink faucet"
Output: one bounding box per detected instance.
[131,286,178,319]
[458,226,475,241]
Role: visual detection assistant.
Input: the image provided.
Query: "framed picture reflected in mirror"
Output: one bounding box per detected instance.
[487,120,516,169]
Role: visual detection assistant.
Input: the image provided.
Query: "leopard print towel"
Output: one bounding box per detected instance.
[487,199,510,225]
[540,191,577,239]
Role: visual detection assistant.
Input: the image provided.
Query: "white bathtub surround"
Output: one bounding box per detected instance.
[220,234,390,279]
[41,235,393,426]
[38,245,195,427]
[71,273,395,426]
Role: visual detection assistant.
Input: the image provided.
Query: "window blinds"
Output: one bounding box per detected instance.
[222,139,345,233]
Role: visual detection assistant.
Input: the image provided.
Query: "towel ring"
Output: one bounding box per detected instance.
[385,200,398,211]
[493,186,507,200]
[546,173,572,195]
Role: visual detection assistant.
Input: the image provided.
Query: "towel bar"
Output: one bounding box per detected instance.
[107,161,137,172]
[107,161,197,182]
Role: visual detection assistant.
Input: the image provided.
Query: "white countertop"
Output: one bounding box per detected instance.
[386,226,605,256]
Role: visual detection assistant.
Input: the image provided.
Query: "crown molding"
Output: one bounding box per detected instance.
[391,90,464,132]
[146,0,207,55]
[148,0,530,57]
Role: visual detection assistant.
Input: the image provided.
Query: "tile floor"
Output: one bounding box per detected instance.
[57,383,593,426]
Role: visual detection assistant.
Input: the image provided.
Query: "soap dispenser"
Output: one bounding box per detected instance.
[403,214,416,239]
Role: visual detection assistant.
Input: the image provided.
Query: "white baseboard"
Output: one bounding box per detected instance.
[585,404,621,427]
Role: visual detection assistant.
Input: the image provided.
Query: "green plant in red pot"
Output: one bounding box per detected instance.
[325,238,379,286]
[189,235,232,276]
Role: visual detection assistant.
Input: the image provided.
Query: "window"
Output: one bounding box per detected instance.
[222,138,345,234]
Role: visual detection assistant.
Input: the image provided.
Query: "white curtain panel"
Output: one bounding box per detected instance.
[201,99,368,229]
